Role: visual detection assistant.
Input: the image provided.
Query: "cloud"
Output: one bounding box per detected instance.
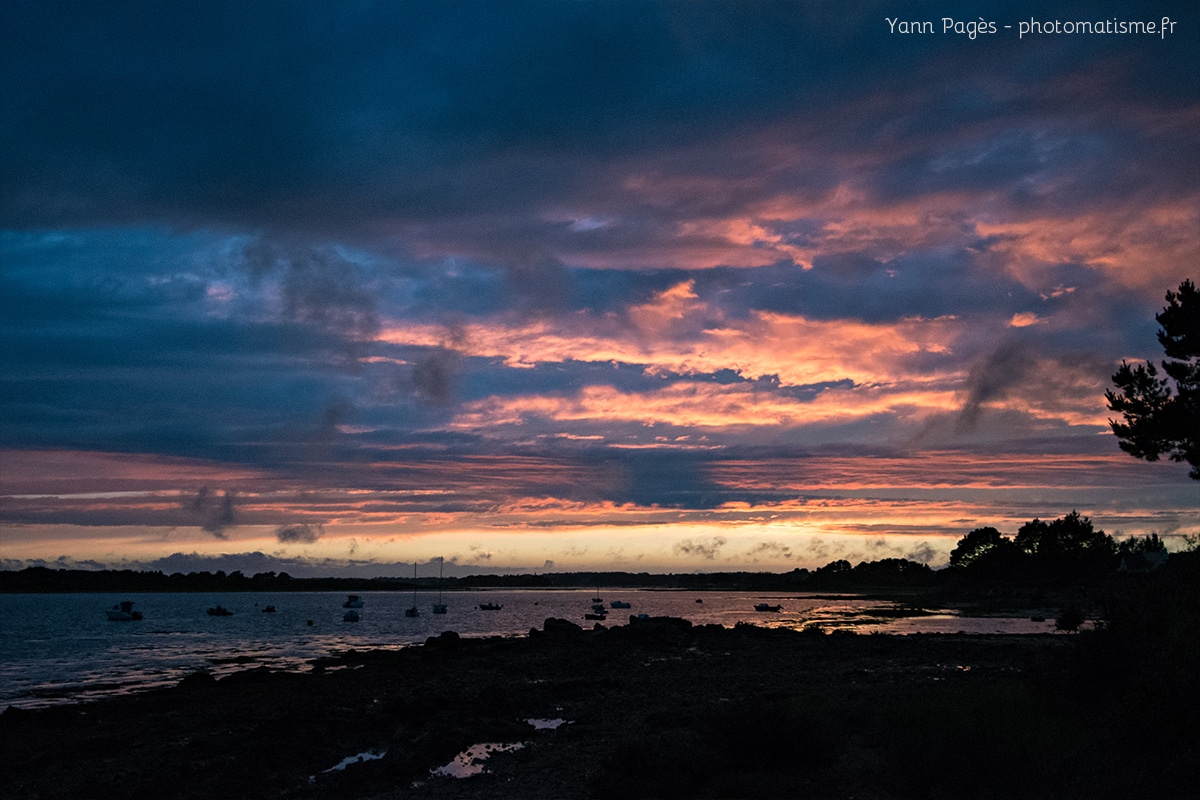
[381,288,964,387]
[185,487,237,539]
[279,251,379,343]
[956,340,1039,432]
[955,339,1112,433]
[906,542,937,565]
[673,537,726,560]
[0,556,108,572]
[275,523,324,544]
[238,241,383,366]
[748,541,793,560]
[806,538,833,562]
[863,538,905,559]
[1,0,1197,573]
[410,344,464,407]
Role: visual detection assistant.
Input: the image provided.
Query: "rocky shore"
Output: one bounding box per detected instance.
[0,617,1188,799]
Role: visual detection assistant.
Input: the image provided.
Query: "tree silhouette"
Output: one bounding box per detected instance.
[948,526,1023,580]
[948,513,1118,583]
[1106,279,1199,479]
[1116,532,1167,558]
[1014,511,1115,579]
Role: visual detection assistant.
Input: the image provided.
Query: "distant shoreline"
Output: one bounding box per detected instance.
[0,565,943,594]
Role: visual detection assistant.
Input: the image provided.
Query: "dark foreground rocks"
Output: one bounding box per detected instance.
[0,619,1193,799]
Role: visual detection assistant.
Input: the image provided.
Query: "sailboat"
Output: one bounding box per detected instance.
[432,556,448,614]
[404,563,420,617]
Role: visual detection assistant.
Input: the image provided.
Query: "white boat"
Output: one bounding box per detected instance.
[106,601,143,621]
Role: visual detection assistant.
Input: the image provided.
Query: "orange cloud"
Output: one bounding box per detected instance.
[449,380,960,432]
[380,291,962,388]
[976,203,1200,294]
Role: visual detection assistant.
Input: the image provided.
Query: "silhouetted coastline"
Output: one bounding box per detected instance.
[0,562,939,594]
[2,551,1196,799]
[4,522,1193,797]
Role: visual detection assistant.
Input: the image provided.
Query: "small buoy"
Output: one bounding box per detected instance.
[306,619,314,626]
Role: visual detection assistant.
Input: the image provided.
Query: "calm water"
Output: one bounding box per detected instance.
[0,590,1057,709]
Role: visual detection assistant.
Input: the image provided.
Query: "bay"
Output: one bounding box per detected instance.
[0,589,1056,709]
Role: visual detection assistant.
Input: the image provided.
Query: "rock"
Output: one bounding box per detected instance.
[177,670,217,689]
[628,615,692,631]
[426,630,461,648]
[541,617,583,636]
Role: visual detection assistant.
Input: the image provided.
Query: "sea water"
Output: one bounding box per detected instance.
[0,590,1057,709]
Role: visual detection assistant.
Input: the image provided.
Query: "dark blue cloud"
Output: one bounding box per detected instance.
[5,1,1191,234]
[2,0,1197,521]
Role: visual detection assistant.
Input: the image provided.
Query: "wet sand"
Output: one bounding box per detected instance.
[0,618,1125,799]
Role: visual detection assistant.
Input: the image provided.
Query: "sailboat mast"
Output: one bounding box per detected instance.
[432,555,448,613]
[405,562,421,616]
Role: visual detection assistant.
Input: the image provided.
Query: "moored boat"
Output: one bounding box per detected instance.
[207,605,233,616]
[106,601,143,621]
[343,595,364,609]
[754,603,782,612]
[477,602,503,611]
[343,609,360,622]
[432,556,448,614]
[609,600,631,609]
[405,563,420,617]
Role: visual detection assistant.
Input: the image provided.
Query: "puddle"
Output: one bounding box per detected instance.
[417,718,575,786]
[526,718,568,730]
[320,750,386,774]
[431,742,525,778]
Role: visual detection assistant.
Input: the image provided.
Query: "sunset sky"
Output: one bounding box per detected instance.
[2,1,1197,578]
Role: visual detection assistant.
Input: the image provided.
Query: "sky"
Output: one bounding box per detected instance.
[1,1,1197,578]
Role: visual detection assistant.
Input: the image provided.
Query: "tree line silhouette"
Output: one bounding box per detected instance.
[946,510,1168,584]
[0,512,1173,595]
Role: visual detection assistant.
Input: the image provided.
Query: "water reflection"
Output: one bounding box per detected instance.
[0,590,1063,708]
[431,742,525,779]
